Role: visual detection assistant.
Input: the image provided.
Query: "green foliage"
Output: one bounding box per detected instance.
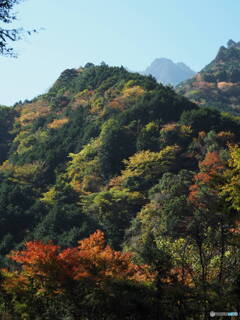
[136,121,160,151]
[120,146,180,192]
[98,119,136,179]
[221,145,240,211]
[0,106,16,163]
[0,180,44,255]
[180,107,222,132]
[84,188,144,248]
[159,123,192,149]
[1,63,240,318]
[33,204,97,248]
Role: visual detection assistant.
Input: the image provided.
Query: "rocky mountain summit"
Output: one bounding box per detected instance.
[177,40,240,114]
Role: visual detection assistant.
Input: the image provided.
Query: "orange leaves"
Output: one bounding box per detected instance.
[3,242,72,296]
[217,81,235,89]
[9,241,62,286]
[71,89,94,109]
[192,81,216,89]
[59,230,154,282]
[0,161,44,184]
[198,151,225,176]
[195,151,225,189]
[188,184,201,205]
[78,229,106,251]
[188,151,225,206]
[3,231,154,297]
[47,117,69,129]
[17,100,50,127]
[108,86,144,111]
[161,267,194,287]
[10,241,60,266]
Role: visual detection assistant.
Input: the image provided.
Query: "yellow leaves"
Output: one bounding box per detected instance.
[228,145,240,171]
[159,123,192,148]
[48,117,69,129]
[81,175,103,193]
[122,85,145,98]
[67,138,102,193]
[161,123,192,135]
[107,146,179,193]
[145,121,159,132]
[124,80,137,89]
[180,125,192,135]
[13,129,49,156]
[71,89,94,109]
[108,85,144,111]
[2,270,30,294]
[90,97,105,115]
[220,145,240,211]
[41,187,57,205]
[92,188,143,210]
[12,130,33,155]
[0,161,44,184]
[17,100,50,127]
[161,123,178,132]
[121,146,179,181]
[137,202,161,235]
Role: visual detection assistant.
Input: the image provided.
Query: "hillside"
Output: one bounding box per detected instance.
[2,63,240,318]
[0,63,197,252]
[177,39,240,114]
[141,58,195,86]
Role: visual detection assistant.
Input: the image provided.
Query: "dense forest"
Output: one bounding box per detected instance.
[0,63,240,319]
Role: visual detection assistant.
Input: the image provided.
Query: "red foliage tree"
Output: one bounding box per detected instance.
[4,231,154,297]
[188,151,225,207]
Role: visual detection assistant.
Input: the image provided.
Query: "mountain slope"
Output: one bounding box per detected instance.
[0,61,239,254]
[142,58,195,86]
[1,63,240,318]
[0,63,198,253]
[177,39,240,114]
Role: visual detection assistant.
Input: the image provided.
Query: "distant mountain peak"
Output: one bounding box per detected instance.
[141,58,195,87]
[151,57,173,64]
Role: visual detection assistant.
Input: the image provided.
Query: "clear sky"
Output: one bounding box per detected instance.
[0,0,239,105]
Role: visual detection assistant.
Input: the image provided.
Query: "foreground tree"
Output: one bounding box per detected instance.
[0,0,36,56]
[1,231,157,319]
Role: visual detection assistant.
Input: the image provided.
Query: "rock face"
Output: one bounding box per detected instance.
[141,58,195,87]
[177,40,240,114]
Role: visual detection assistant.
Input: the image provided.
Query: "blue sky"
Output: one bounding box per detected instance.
[0,0,239,105]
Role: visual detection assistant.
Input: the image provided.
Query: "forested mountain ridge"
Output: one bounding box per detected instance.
[0,63,196,250]
[177,39,240,114]
[1,63,240,318]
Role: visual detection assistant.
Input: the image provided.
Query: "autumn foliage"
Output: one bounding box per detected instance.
[3,231,154,298]
[47,117,69,129]
[188,151,225,206]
